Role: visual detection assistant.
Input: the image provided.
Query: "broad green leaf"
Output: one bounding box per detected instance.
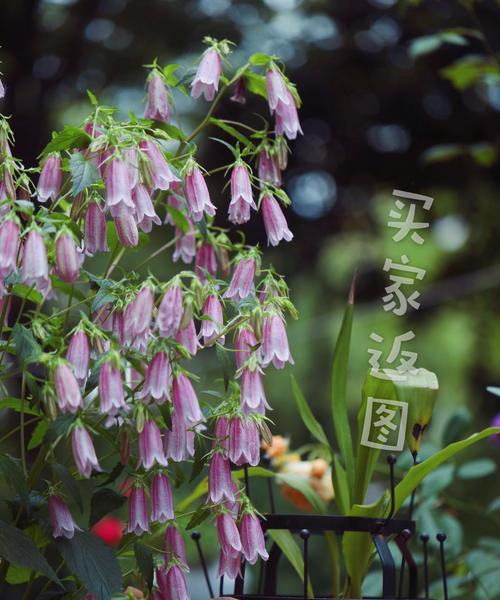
[41,126,91,157]
[332,455,350,515]
[291,375,329,446]
[134,542,154,590]
[244,71,267,99]
[69,152,100,196]
[441,55,500,90]
[90,488,127,527]
[330,278,355,497]
[457,458,496,479]
[56,531,122,600]
[53,463,84,512]
[0,454,29,505]
[276,473,326,514]
[44,413,77,443]
[11,284,43,305]
[186,504,211,530]
[12,323,42,365]
[209,118,254,148]
[28,420,48,450]
[267,529,314,598]
[165,205,190,234]
[0,397,41,416]
[249,52,271,66]
[0,519,61,584]
[6,564,32,584]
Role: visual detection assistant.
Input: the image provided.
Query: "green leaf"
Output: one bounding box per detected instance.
[89,488,127,526]
[330,278,355,497]
[332,455,350,515]
[153,122,185,141]
[12,323,42,365]
[0,397,41,416]
[441,55,500,90]
[56,531,122,600]
[166,205,190,234]
[44,414,77,443]
[185,504,211,530]
[134,542,154,590]
[42,126,91,157]
[6,564,32,585]
[249,53,271,66]
[11,284,43,305]
[0,454,30,505]
[0,519,61,583]
[457,458,497,479]
[53,463,84,512]
[276,473,326,514]
[244,71,267,99]
[267,529,314,598]
[28,420,48,450]
[69,152,100,196]
[442,407,472,446]
[209,118,254,148]
[409,35,442,58]
[469,142,498,166]
[291,375,329,446]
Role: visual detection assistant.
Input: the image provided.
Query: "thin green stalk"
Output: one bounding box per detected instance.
[20,373,27,476]
[324,531,341,598]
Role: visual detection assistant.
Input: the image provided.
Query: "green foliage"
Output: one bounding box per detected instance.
[267,529,314,598]
[41,126,91,157]
[69,152,100,195]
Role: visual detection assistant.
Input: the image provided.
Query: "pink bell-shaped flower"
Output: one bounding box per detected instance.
[137,419,168,470]
[216,512,242,555]
[258,149,281,188]
[195,242,217,282]
[224,258,255,301]
[174,318,200,356]
[125,285,154,339]
[127,484,150,535]
[240,512,269,564]
[234,327,258,370]
[208,452,235,504]
[72,425,102,478]
[55,362,83,414]
[228,163,256,224]
[49,495,81,539]
[261,194,293,247]
[191,47,222,102]
[113,204,139,248]
[151,473,174,523]
[132,184,161,233]
[0,218,20,293]
[156,284,183,338]
[173,220,196,264]
[84,202,108,255]
[37,154,62,203]
[21,229,51,295]
[164,411,196,462]
[140,351,171,403]
[275,98,303,140]
[158,565,189,600]
[240,366,270,415]
[144,73,170,122]
[200,294,224,346]
[139,139,179,192]
[228,416,260,466]
[261,313,294,368]
[104,156,134,215]
[184,165,216,222]
[66,330,90,388]
[55,232,84,284]
[99,360,126,415]
[266,68,293,114]
[164,525,189,569]
[217,548,242,579]
[172,373,203,425]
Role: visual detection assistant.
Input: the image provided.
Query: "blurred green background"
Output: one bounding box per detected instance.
[1,0,499,598]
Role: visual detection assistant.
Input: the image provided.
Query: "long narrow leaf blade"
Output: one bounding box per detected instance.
[291,375,329,446]
[267,529,314,598]
[331,275,356,497]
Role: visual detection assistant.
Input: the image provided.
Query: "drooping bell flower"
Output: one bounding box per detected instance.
[72,425,102,478]
[230,78,246,104]
[139,139,179,192]
[235,327,258,370]
[49,495,81,539]
[224,258,255,301]
[164,525,189,569]
[216,512,242,555]
[217,549,242,579]
[275,99,303,140]
[55,362,83,413]
[84,203,108,255]
[208,452,235,504]
[184,165,216,222]
[151,473,174,523]
[140,351,171,403]
[266,68,292,114]
[112,310,127,346]
[125,285,154,339]
[37,154,62,203]
[261,194,293,247]
[174,318,200,356]
[66,330,90,388]
[173,221,196,264]
[228,416,260,466]
[240,366,270,415]
[214,416,230,453]
[172,373,203,425]
[258,149,281,188]
[195,242,217,282]
[132,184,161,233]
[137,419,168,469]
[156,284,183,338]
[113,204,139,248]
[55,231,84,284]
[22,229,51,295]
[191,47,222,101]
[127,484,150,535]
[164,411,196,462]
[98,359,126,415]
[240,512,269,564]
[123,147,139,189]
[158,565,189,600]
[228,163,256,225]
[261,313,294,368]
[105,156,134,215]
[200,294,224,346]
[0,218,20,291]
[144,73,170,122]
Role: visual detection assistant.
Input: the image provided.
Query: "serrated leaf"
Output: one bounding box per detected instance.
[244,71,267,99]
[69,152,100,196]
[13,323,42,365]
[90,488,126,527]
[44,414,77,443]
[42,126,91,157]
[134,543,154,590]
[56,531,122,600]
[0,519,61,584]
[28,420,48,450]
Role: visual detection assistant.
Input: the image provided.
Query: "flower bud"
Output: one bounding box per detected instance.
[164,524,188,568]
[216,512,242,555]
[258,150,281,187]
[174,318,200,356]
[195,242,217,283]
[235,327,257,370]
[0,218,20,290]
[114,205,139,248]
[144,74,170,122]
[99,360,126,416]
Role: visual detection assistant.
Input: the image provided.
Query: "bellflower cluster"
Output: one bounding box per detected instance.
[0,39,300,599]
